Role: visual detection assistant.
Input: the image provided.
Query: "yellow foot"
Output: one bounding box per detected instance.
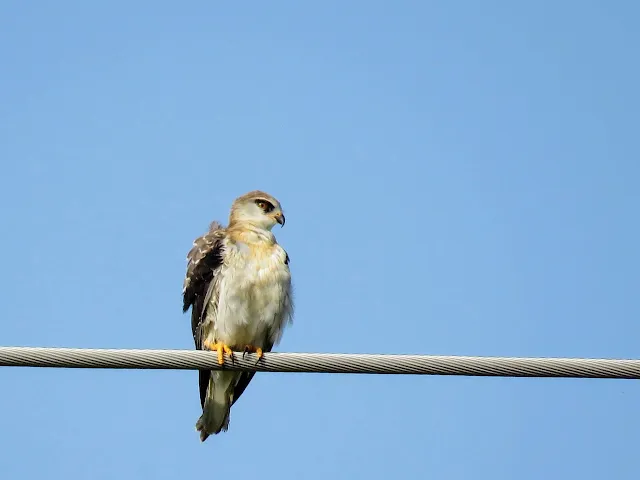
[203,340,234,365]
[242,345,264,362]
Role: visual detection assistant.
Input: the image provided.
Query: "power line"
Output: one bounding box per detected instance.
[0,346,638,379]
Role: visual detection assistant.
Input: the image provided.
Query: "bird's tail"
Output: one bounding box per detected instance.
[196,371,237,442]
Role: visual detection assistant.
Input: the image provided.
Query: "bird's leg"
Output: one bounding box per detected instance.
[242,345,264,364]
[203,340,235,365]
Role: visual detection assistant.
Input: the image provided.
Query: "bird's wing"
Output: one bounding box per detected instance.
[183,221,225,408]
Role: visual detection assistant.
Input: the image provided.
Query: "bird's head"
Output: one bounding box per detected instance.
[229,190,285,231]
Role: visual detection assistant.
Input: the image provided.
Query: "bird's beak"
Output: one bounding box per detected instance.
[274,212,285,227]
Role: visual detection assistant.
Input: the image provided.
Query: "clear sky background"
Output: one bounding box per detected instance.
[1,1,639,478]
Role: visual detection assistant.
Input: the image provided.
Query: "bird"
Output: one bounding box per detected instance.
[182,190,294,441]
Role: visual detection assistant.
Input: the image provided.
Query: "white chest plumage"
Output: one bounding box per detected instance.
[206,238,292,349]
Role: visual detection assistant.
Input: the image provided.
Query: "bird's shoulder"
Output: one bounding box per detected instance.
[182,221,227,312]
[185,222,226,271]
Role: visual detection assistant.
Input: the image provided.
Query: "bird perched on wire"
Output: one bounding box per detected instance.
[182,190,294,442]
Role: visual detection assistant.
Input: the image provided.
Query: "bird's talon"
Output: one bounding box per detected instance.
[241,345,264,365]
[223,345,235,365]
[203,341,234,366]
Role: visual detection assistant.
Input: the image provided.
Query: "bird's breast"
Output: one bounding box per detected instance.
[232,241,290,286]
[212,240,291,347]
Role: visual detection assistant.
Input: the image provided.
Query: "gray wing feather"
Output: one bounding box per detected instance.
[182,221,225,408]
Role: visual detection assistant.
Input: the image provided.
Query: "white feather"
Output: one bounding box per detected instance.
[206,238,292,348]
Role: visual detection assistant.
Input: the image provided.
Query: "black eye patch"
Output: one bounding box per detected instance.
[254,199,275,212]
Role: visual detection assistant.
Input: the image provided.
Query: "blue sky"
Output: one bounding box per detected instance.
[1,1,639,478]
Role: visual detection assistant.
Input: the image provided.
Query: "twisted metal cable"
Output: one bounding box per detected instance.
[0,346,639,379]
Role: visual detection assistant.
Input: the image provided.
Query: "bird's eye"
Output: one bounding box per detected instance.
[254,199,274,212]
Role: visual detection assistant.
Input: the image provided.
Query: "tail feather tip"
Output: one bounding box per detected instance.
[195,414,228,442]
